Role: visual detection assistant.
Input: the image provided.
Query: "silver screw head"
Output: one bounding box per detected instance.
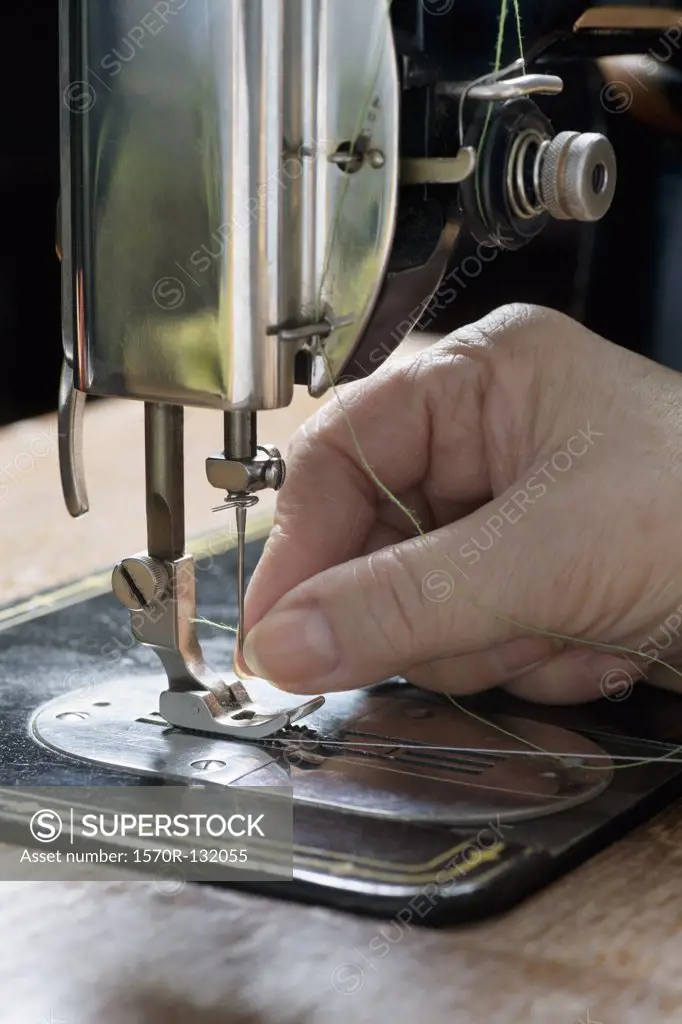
[112,556,169,610]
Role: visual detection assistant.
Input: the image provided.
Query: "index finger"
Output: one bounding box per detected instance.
[244,329,494,629]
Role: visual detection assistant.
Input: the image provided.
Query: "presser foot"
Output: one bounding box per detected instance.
[112,546,323,741]
[159,686,325,740]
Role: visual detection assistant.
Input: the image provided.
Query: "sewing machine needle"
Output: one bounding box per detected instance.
[236,503,247,658]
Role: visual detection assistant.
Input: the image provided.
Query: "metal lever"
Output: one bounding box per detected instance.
[438,74,564,102]
[56,201,89,520]
[58,360,89,518]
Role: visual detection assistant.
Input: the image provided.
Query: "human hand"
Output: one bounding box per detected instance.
[241,304,682,704]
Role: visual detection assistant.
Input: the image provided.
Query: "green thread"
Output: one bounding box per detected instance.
[474,0,510,226]
[512,0,525,71]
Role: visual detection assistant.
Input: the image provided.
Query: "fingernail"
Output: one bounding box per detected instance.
[242,606,341,690]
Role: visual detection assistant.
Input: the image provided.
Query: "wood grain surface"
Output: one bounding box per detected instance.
[0,358,680,1024]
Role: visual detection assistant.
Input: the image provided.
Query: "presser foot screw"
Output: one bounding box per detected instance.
[112,555,170,610]
[262,445,286,490]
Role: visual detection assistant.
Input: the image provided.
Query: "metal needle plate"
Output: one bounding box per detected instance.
[32,677,613,826]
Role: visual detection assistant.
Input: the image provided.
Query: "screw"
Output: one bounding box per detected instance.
[367,148,386,169]
[265,457,286,491]
[112,556,169,610]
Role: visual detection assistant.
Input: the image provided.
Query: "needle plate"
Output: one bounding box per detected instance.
[32,676,612,825]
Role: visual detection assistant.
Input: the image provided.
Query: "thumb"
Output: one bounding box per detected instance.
[242,521,547,693]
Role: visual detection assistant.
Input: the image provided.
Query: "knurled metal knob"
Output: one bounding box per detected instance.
[539,131,617,222]
[112,556,170,610]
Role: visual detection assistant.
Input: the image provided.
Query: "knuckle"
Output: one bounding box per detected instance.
[434,304,582,396]
[471,304,566,349]
[480,305,562,353]
[488,304,583,354]
[433,304,555,366]
[490,302,549,331]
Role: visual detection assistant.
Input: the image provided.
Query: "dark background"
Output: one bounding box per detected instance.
[2,6,62,425]
[433,58,668,360]
[4,2,681,426]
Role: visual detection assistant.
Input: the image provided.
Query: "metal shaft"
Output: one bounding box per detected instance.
[224,411,257,461]
[145,403,185,561]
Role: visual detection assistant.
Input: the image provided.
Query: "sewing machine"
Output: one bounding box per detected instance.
[5,0,682,920]
[56,0,619,738]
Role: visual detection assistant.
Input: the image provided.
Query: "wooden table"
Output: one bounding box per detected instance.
[1,367,681,1024]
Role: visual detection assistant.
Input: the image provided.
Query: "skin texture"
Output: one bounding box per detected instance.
[241,304,682,705]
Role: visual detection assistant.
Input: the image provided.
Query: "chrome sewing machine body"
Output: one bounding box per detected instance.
[56,0,617,743]
[23,0,682,918]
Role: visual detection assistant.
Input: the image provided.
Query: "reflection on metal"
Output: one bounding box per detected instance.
[598,56,682,135]
[33,677,613,826]
[467,75,564,101]
[335,218,462,383]
[576,7,682,31]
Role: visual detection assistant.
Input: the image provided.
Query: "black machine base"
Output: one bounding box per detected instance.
[2,537,682,924]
